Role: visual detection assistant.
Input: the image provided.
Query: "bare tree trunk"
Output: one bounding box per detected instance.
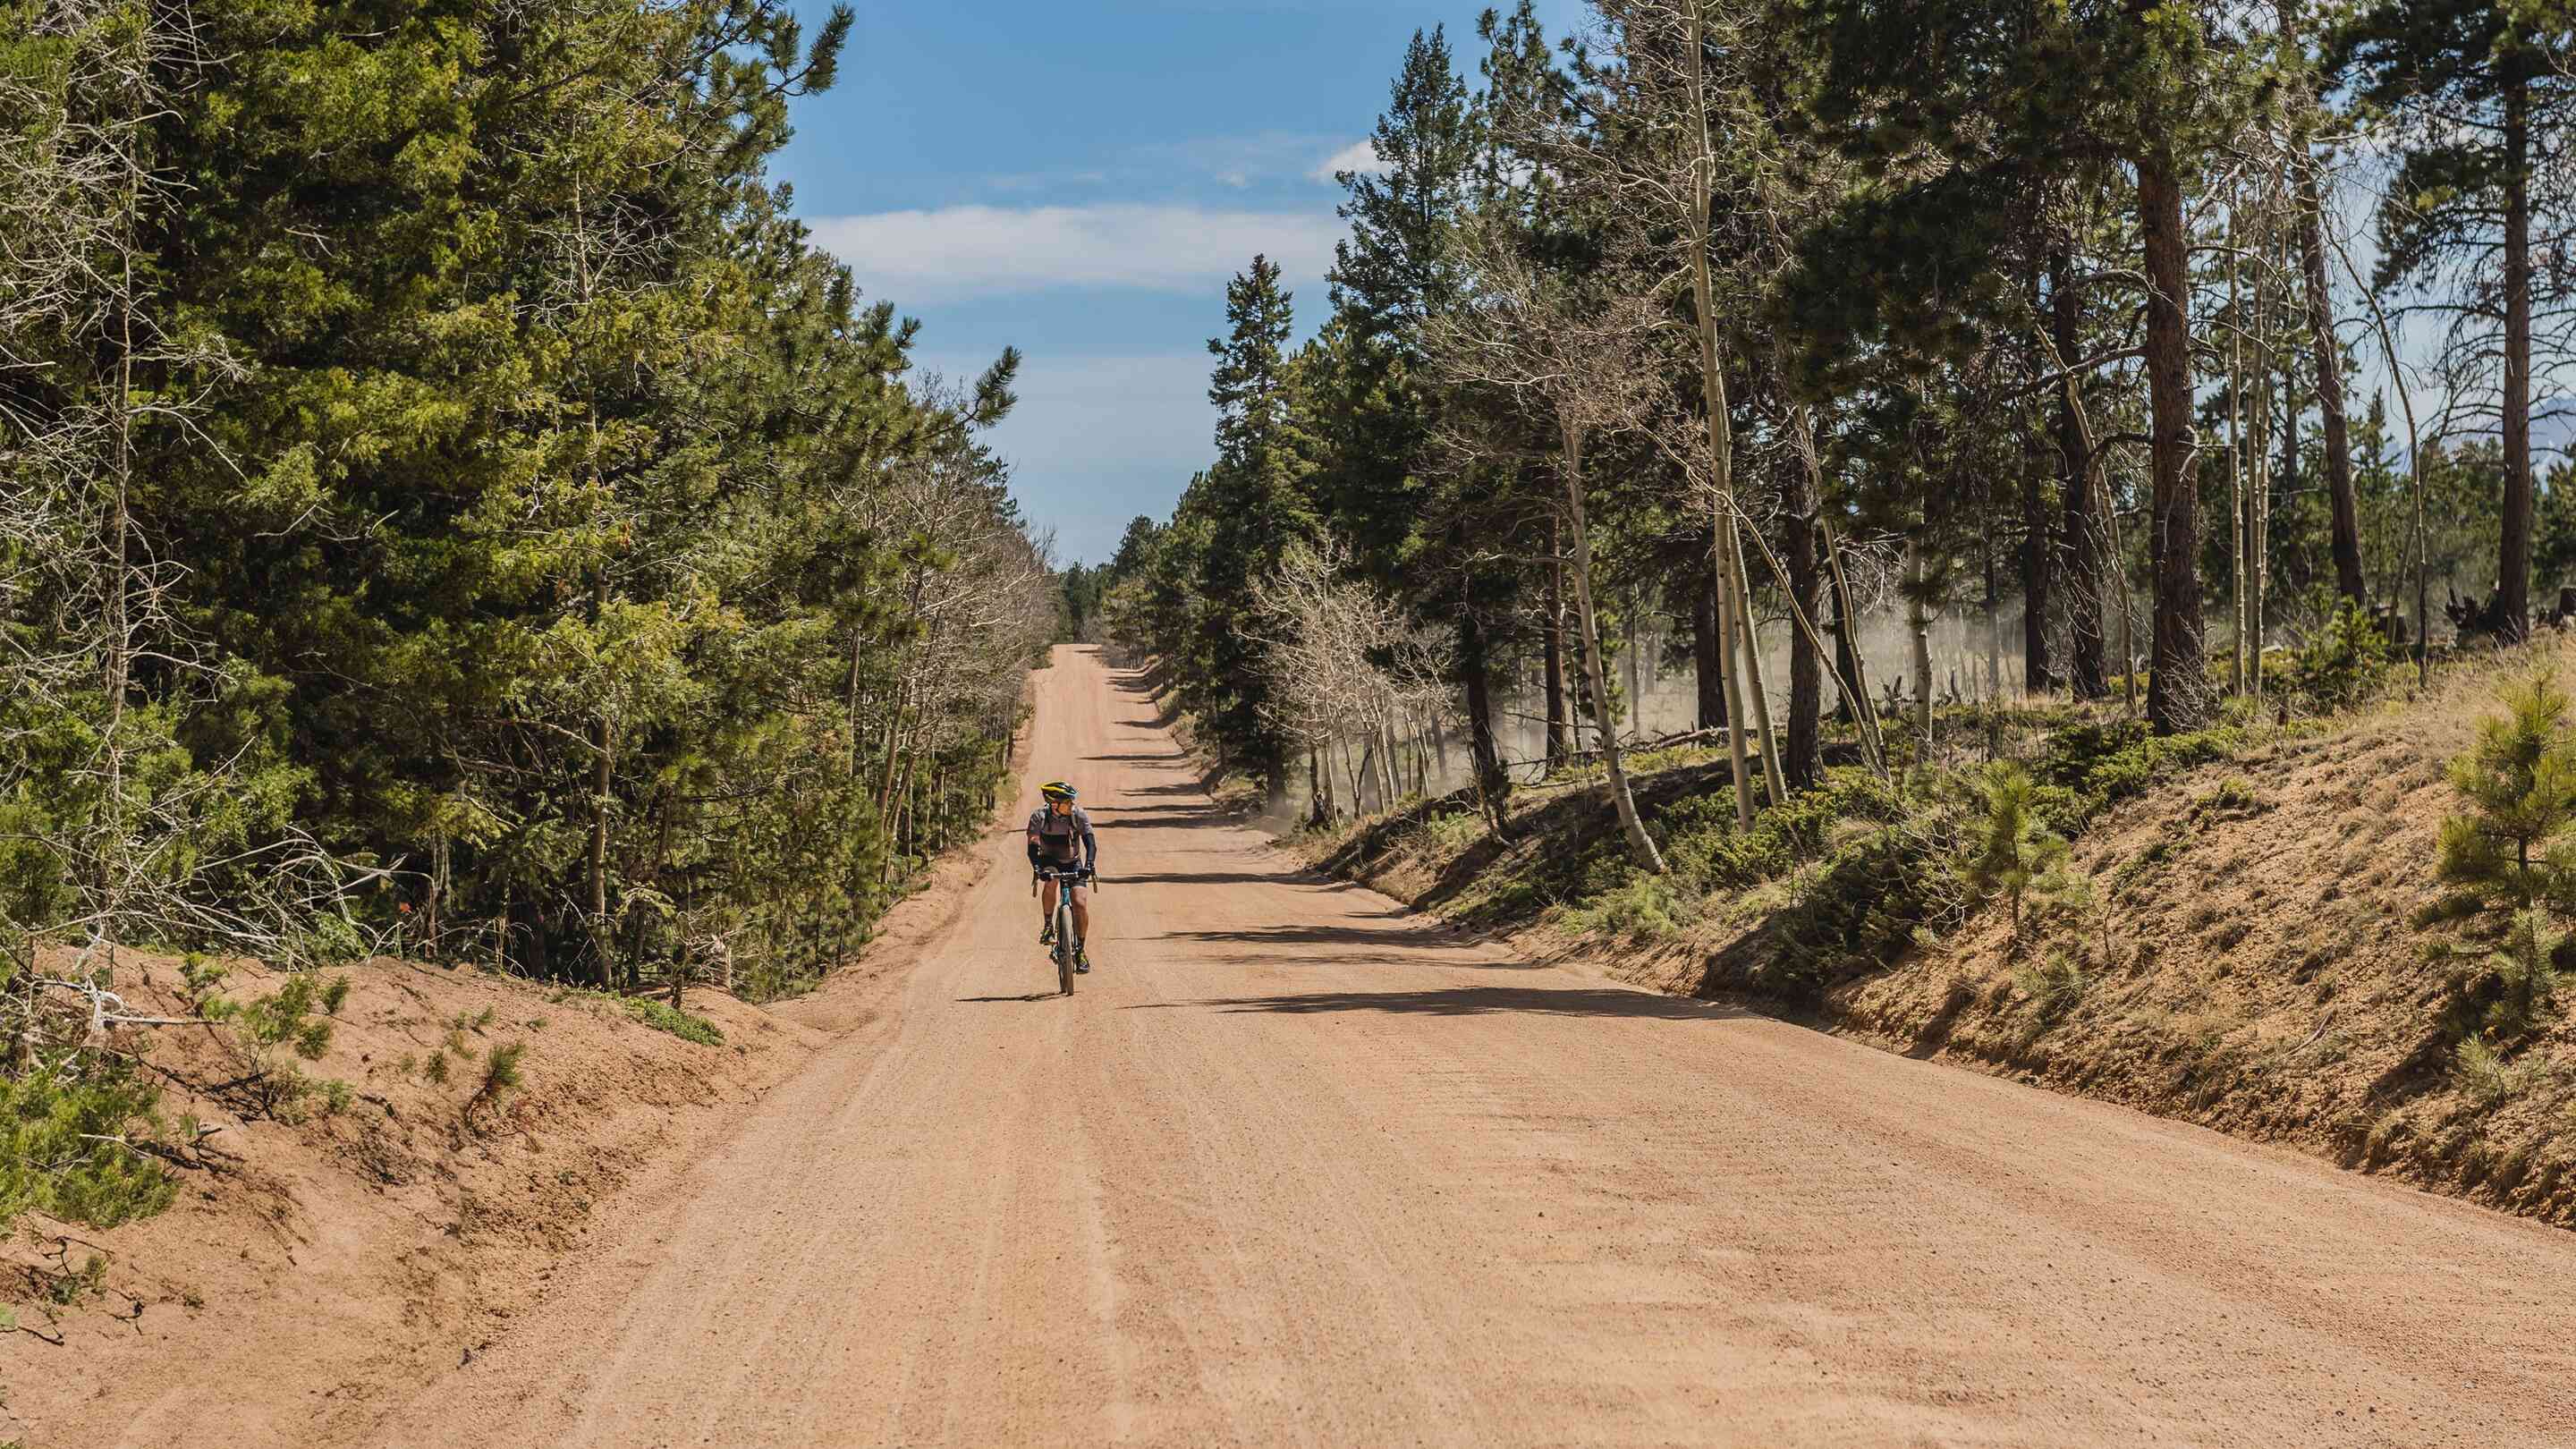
[2300,189,2365,605]
[2053,245,2107,699]
[2250,272,2273,705]
[1623,597,1645,744]
[1458,600,1510,826]
[1683,0,1757,830]
[2501,74,2534,641]
[1729,521,1790,805]
[2021,404,2052,692]
[2229,223,2248,695]
[2140,158,2210,734]
[1829,578,1859,724]
[1906,537,1934,744]
[1692,578,1726,731]
[2278,0,2366,608]
[99,201,136,954]
[590,710,614,983]
[846,630,866,775]
[1544,519,1572,769]
[1982,532,2000,699]
[1823,526,1889,770]
[1560,430,1665,873]
[2326,219,2432,684]
[1784,467,1823,790]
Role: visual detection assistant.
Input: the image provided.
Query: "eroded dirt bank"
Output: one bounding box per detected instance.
[0,835,991,1449]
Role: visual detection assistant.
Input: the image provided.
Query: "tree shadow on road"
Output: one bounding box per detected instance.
[1090,807,1233,829]
[1108,870,1359,886]
[1157,922,1549,971]
[956,992,1067,1004]
[1162,923,1479,950]
[1130,986,1754,1021]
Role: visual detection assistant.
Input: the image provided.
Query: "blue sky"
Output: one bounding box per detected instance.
[774,4,2563,567]
[774,1,1585,565]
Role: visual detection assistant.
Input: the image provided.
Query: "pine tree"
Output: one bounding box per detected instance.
[1332,25,1477,350]
[2330,0,2574,640]
[1788,0,2261,733]
[1189,257,1318,801]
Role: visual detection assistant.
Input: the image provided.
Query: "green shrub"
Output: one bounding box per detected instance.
[1657,768,1902,894]
[178,953,228,998]
[2453,1036,2535,1106]
[2433,674,2576,1042]
[625,997,724,1046]
[2189,777,2267,822]
[2464,910,2565,1040]
[1415,809,1487,858]
[207,975,334,1061]
[2287,597,2400,713]
[0,1057,176,1232]
[464,1042,530,1128]
[480,1042,527,1097]
[2012,948,2089,1020]
[199,974,344,1117]
[1563,873,1699,940]
[1760,814,1970,1002]
[2035,721,2247,826]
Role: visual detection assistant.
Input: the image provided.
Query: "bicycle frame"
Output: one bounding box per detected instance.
[1034,866,1094,995]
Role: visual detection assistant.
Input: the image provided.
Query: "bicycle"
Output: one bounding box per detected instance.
[1032,865,1097,996]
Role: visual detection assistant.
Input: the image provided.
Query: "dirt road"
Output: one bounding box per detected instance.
[348,646,2576,1448]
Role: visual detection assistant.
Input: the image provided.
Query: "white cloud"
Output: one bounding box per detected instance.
[809,204,1344,304]
[1310,140,1387,183]
[916,352,1217,563]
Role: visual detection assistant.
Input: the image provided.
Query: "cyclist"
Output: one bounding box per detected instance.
[1028,780,1098,971]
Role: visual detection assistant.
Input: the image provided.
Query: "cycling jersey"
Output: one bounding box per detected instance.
[1027,805,1097,870]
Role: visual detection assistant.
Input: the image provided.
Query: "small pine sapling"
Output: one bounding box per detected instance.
[1965,763,2072,942]
[2452,1035,2535,1106]
[2436,674,2576,1048]
[2289,597,2397,712]
[463,1043,528,1130]
[200,975,337,1117]
[2478,909,2564,1040]
[2437,673,2576,911]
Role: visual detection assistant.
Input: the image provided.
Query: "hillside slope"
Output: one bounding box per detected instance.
[1307,645,2576,1231]
[0,834,988,1449]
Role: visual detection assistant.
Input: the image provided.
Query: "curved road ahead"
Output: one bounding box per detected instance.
[360,645,2576,1448]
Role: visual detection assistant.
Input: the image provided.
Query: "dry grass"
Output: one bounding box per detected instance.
[1832,634,2576,1228]
[1303,634,2576,1231]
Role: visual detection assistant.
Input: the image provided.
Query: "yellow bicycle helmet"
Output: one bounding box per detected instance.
[1039,780,1077,802]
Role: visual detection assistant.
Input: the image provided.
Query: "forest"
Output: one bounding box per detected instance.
[1094,0,2575,860]
[2,0,1060,1230]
